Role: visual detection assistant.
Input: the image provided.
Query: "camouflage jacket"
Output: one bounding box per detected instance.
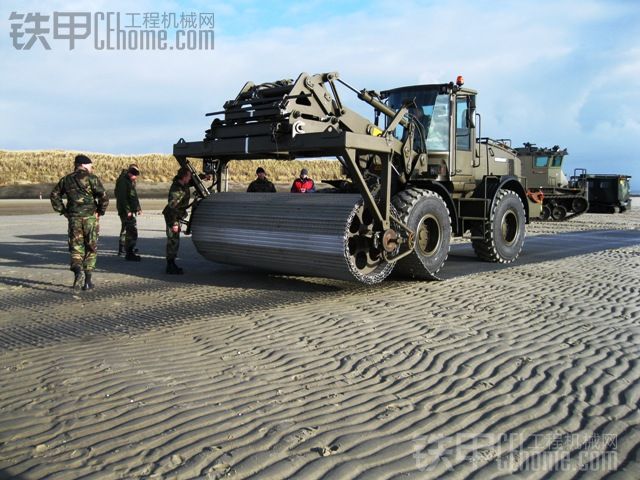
[247,177,276,193]
[114,170,141,216]
[50,169,109,217]
[162,176,190,226]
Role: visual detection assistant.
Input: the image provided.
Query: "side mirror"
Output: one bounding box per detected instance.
[466,109,476,128]
[468,96,476,128]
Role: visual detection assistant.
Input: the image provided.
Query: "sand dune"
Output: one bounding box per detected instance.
[0,205,639,479]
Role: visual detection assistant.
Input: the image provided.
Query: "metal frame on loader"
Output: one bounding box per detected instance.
[172,71,531,283]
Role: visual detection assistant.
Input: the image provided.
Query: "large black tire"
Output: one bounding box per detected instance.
[472,189,526,263]
[392,188,451,279]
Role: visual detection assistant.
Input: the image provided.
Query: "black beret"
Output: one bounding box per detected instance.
[74,154,92,165]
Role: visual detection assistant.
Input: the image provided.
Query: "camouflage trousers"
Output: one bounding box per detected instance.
[119,214,138,252]
[68,215,99,271]
[165,219,180,260]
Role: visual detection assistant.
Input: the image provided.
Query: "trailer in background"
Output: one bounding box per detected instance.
[572,171,632,213]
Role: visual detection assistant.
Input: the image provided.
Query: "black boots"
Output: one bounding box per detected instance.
[166,259,184,275]
[125,249,141,261]
[71,267,94,291]
[72,266,83,290]
[82,271,94,290]
[72,267,93,291]
[118,242,125,256]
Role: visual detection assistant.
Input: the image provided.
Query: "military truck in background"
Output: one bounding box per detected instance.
[572,171,632,213]
[516,143,589,221]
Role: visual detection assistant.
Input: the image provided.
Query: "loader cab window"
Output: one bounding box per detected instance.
[535,156,549,167]
[426,94,450,151]
[385,89,450,152]
[551,155,563,167]
[456,97,471,150]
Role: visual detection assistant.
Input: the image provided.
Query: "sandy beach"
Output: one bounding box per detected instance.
[0,199,639,479]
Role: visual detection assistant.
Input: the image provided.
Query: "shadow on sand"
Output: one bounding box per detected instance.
[0,471,25,480]
[440,229,640,279]
[0,229,638,351]
[4,229,639,284]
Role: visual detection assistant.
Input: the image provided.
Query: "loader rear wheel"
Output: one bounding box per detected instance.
[392,188,451,279]
[472,189,525,263]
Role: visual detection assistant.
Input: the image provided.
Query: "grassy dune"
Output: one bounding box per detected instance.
[0,150,344,185]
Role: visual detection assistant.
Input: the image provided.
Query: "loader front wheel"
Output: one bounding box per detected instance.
[392,188,451,279]
[472,189,525,263]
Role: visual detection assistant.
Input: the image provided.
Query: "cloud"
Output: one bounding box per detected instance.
[0,0,638,186]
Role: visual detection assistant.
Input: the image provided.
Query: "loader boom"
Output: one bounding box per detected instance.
[174,72,418,231]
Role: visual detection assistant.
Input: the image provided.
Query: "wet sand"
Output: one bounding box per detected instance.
[0,200,639,479]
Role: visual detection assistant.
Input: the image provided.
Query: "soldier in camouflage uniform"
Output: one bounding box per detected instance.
[115,164,142,261]
[162,166,192,274]
[50,154,109,290]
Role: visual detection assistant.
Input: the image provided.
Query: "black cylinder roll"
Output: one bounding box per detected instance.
[190,193,394,283]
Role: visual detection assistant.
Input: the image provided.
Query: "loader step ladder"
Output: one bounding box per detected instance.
[457,197,491,239]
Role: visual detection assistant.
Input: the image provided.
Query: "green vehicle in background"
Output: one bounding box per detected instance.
[516,143,589,221]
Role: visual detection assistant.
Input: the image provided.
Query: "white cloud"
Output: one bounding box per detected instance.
[0,0,638,185]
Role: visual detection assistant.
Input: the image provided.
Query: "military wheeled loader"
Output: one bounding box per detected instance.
[173,72,533,284]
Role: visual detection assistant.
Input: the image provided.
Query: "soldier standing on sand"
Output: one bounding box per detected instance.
[162,166,192,275]
[247,167,277,192]
[50,154,109,290]
[115,164,142,261]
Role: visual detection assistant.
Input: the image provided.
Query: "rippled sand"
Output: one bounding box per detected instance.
[0,201,639,479]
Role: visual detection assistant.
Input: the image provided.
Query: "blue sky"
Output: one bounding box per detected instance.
[1,0,638,189]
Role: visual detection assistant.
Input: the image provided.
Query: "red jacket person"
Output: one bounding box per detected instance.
[290,168,316,193]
